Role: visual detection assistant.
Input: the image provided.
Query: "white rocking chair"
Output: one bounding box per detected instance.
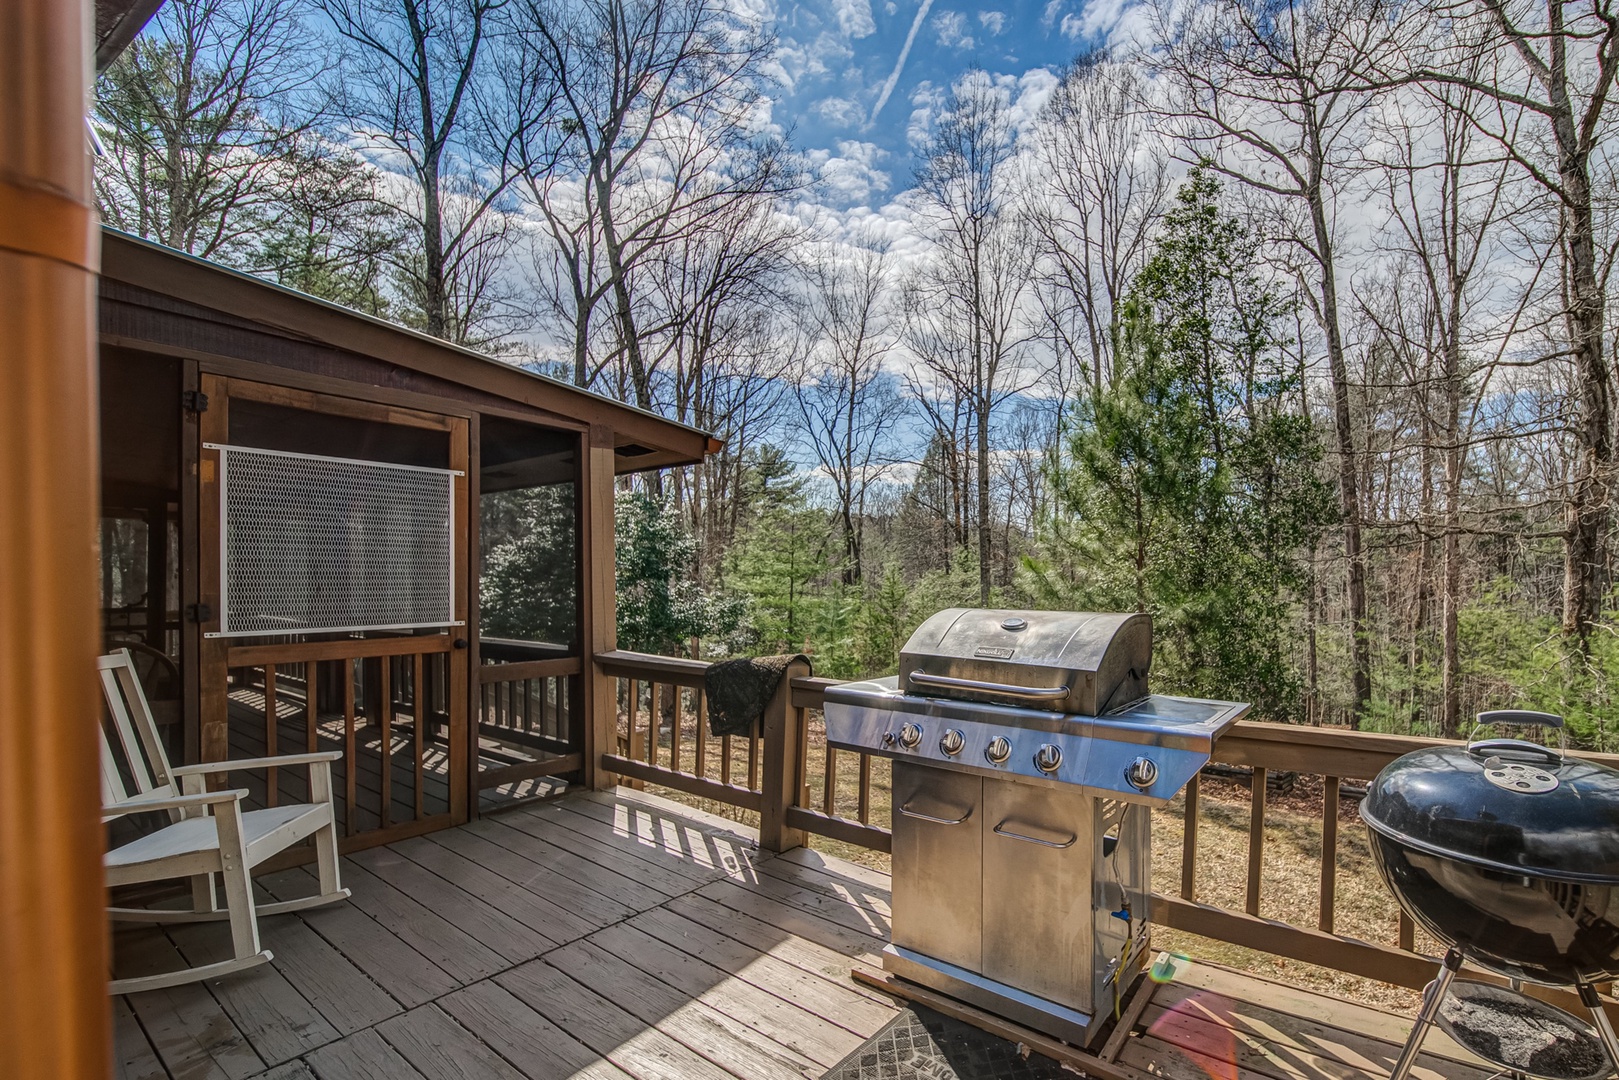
[99,648,349,994]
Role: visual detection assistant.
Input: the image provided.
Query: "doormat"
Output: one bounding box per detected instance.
[821,1005,1073,1080]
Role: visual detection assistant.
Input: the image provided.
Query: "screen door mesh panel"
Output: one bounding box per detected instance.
[217,445,455,636]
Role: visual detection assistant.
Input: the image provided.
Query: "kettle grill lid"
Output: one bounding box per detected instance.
[1362,744,1619,885]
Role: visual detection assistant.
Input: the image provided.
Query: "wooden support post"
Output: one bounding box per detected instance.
[0,0,112,1073]
[759,658,811,853]
[580,426,619,790]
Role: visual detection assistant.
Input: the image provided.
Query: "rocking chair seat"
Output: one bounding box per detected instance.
[106,802,330,878]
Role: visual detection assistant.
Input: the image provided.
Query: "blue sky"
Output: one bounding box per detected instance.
[770,0,1102,207]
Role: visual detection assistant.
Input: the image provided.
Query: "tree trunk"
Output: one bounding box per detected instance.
[977,402,991,605]
[1552,122,1610,649]
[1308,175,1369,727]
[1441,330,1463,739]
[421,154,447,340]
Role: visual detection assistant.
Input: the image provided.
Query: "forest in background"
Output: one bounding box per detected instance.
[95,0,1619,747]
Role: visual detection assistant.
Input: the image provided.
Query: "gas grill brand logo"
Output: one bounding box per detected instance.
[974,646,1016,659]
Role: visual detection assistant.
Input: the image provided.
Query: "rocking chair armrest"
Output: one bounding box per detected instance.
[170,751,344,776]
[102,788,249,819]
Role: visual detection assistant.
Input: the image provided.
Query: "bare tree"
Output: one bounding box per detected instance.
[1401,0,1619,648]
[320,0,528,343]
[642,195,800,559]
[511,0,793,402]
[795,237,906,585]
[94,0,319,260]
[909,71,1041,605]
[1361,69,1536,734]
[1149,0,1404,724]
[1030,55,1172,397]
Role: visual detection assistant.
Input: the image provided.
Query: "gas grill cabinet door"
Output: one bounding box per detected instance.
[891,760,983,974]
[981,778,1097,1013]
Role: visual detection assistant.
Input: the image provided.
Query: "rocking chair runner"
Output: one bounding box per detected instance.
[99,649,349,995]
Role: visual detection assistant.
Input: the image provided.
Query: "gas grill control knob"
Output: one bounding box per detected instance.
[1126,756,1159,791]
[939,729,965,756]
[898,722,923,749]
[1034,744,1062,774]
[985,736,1012,765]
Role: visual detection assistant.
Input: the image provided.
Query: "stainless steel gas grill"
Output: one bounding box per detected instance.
[824,608,1249,1045]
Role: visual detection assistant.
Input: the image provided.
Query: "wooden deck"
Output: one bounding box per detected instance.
[112,788,1484,1080]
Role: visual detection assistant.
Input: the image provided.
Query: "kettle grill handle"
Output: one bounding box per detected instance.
[1465,738,1563,766]
[897,803,973,826]
[1476,709,1564,729]
[907,671,1070,702]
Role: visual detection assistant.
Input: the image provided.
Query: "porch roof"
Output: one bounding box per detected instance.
[99,228,722,474]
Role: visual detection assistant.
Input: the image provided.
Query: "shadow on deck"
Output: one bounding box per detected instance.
[111,788,1483,1080]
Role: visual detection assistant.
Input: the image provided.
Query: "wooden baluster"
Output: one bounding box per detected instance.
[648,683,660,766]
[627,679,642,763]
[379,656,392,828]
[1246,767,1267,916]
[797,707,811,807]
[695,689,708,779]
[1181,773,1200,901]
[1319,775,1340,933]
[264,664,278,808]
[748,728,759,792]
[545,676,555,740]
[721,733,733,786]
[414,653,425,821]
[671,686,682,775]
[824,746,838,816]
[343,658,357,836]
[306,661,318,756]
[857,753,872,824]
[521,676,532,734]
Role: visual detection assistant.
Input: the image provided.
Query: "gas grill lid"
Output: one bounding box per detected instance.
[899,609,1151,716]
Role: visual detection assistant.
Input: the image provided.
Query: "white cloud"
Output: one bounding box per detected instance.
[932,9,974,49]
[805,31,856,74]
[832,0,877,37]
[1061,0,1133,42]
[811,139,893,205]
[978,9,1006,34]
[812,96,867,126]
[1041,0,1064,28]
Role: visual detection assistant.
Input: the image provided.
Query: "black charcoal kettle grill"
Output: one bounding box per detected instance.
[1364,710,1619,1080]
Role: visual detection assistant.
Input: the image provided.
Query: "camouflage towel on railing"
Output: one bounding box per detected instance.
[704,654,811,738]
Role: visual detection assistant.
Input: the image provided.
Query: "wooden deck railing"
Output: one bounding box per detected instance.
[594,649,1619,998]
[478,638,585,788]
[226,633,457,838]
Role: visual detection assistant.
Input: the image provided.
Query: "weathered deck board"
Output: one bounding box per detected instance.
[113,786,1479,1080]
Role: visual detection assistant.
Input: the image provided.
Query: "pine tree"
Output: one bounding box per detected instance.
[1042,169,1334,717]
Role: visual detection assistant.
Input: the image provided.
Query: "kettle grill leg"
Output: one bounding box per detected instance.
[1389,949,1463,1080]
[1577,982,1619,1079]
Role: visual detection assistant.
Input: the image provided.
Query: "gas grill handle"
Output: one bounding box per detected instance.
[990,822,1081,848]
[993,821,1077,849]
[897,803,973,826]
[907,671,1070,702]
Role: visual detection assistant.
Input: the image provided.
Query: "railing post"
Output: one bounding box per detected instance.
[579,426,619,790]
[759,660,811,853]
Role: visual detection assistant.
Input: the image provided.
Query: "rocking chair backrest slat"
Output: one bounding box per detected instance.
[98,649,177,803]
[100,732,128,806]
